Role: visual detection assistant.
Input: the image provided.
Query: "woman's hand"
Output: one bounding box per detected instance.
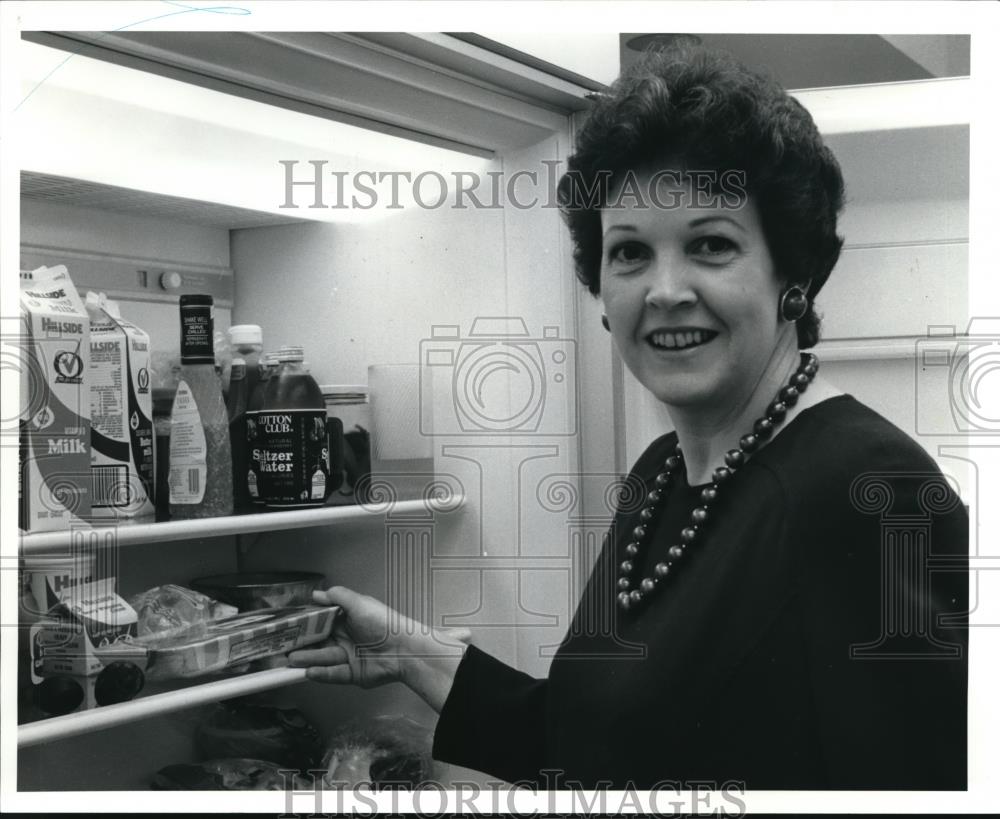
[288,586,471,712]
[288,586,404,688]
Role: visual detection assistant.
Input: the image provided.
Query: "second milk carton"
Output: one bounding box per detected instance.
[85,293,155,518]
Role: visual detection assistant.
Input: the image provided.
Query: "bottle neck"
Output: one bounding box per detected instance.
[277,360,305,375]
[235,346,262,364]
[231,356,247,380]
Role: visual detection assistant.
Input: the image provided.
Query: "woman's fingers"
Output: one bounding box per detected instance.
[313,585,366,610]
[287,641,350,668]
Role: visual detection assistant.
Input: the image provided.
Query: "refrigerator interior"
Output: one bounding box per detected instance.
[15,33,605,791]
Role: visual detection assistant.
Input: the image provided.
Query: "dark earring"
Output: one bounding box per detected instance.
[779,286,808,322]
[601,315,610,332]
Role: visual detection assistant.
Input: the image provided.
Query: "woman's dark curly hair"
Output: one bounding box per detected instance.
[557,46,845,349]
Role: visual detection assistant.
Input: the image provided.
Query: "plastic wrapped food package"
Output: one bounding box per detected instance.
[94,605,339,680]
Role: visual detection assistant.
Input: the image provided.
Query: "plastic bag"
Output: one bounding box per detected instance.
[322,715,434,789]
[151,758,299,790]
[196,700,324,772]
[128,584,238,645]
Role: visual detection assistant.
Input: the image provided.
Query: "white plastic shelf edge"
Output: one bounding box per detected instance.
[18,667,308,748]
[19,496,467,554]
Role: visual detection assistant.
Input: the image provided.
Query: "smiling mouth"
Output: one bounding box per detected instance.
[647,329,718,351]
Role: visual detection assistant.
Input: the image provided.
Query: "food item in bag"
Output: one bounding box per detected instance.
[322,715,434,788]
[128,584,237,643]
[196,701,323,771]
[151,758,296,790]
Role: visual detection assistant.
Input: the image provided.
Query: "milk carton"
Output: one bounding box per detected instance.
[19,266,91,531]
[85,293,155,518]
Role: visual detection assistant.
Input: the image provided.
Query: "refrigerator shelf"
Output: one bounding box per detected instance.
[19,495,467,555]
[17,666,310,748]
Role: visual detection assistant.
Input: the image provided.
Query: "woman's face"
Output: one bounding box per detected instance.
[600,173,786,411]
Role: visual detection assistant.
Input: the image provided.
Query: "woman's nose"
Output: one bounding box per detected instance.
[644,255,696,309]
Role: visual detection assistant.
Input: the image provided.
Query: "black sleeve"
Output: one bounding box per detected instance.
[797,464,969,789]
[431,645,548,784]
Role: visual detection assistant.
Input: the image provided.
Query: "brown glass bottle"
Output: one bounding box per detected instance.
[251,347,330,508]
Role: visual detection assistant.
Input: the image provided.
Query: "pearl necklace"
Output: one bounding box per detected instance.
[616,352,819,612]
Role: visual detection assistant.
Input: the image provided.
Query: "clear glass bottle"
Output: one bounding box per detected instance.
[168,295,233,519]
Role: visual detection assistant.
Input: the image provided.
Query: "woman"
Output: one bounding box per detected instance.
[290,46,968,790]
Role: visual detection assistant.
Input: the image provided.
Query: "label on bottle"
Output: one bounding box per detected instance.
[168,380,207,504]
[311,468,326,500]
[248,409,328,507]
[179,302,214,364]
[246,409,264,503]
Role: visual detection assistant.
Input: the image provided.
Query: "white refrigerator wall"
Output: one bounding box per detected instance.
[19,198,234,349]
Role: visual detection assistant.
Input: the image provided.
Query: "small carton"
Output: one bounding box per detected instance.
[22,551,97,616]
[29,576,138,678]
[19,265,92,531]
[85,293,155,518]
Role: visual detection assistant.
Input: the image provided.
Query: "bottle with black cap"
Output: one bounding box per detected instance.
[168,295,233,519]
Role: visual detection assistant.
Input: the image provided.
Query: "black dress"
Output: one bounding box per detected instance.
[432,396,968,789]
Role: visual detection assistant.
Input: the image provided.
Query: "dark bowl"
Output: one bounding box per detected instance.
[190,571,326,612]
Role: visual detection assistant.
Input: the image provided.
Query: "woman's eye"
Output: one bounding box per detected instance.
[608,242,650,268]
[690,235,737,258]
